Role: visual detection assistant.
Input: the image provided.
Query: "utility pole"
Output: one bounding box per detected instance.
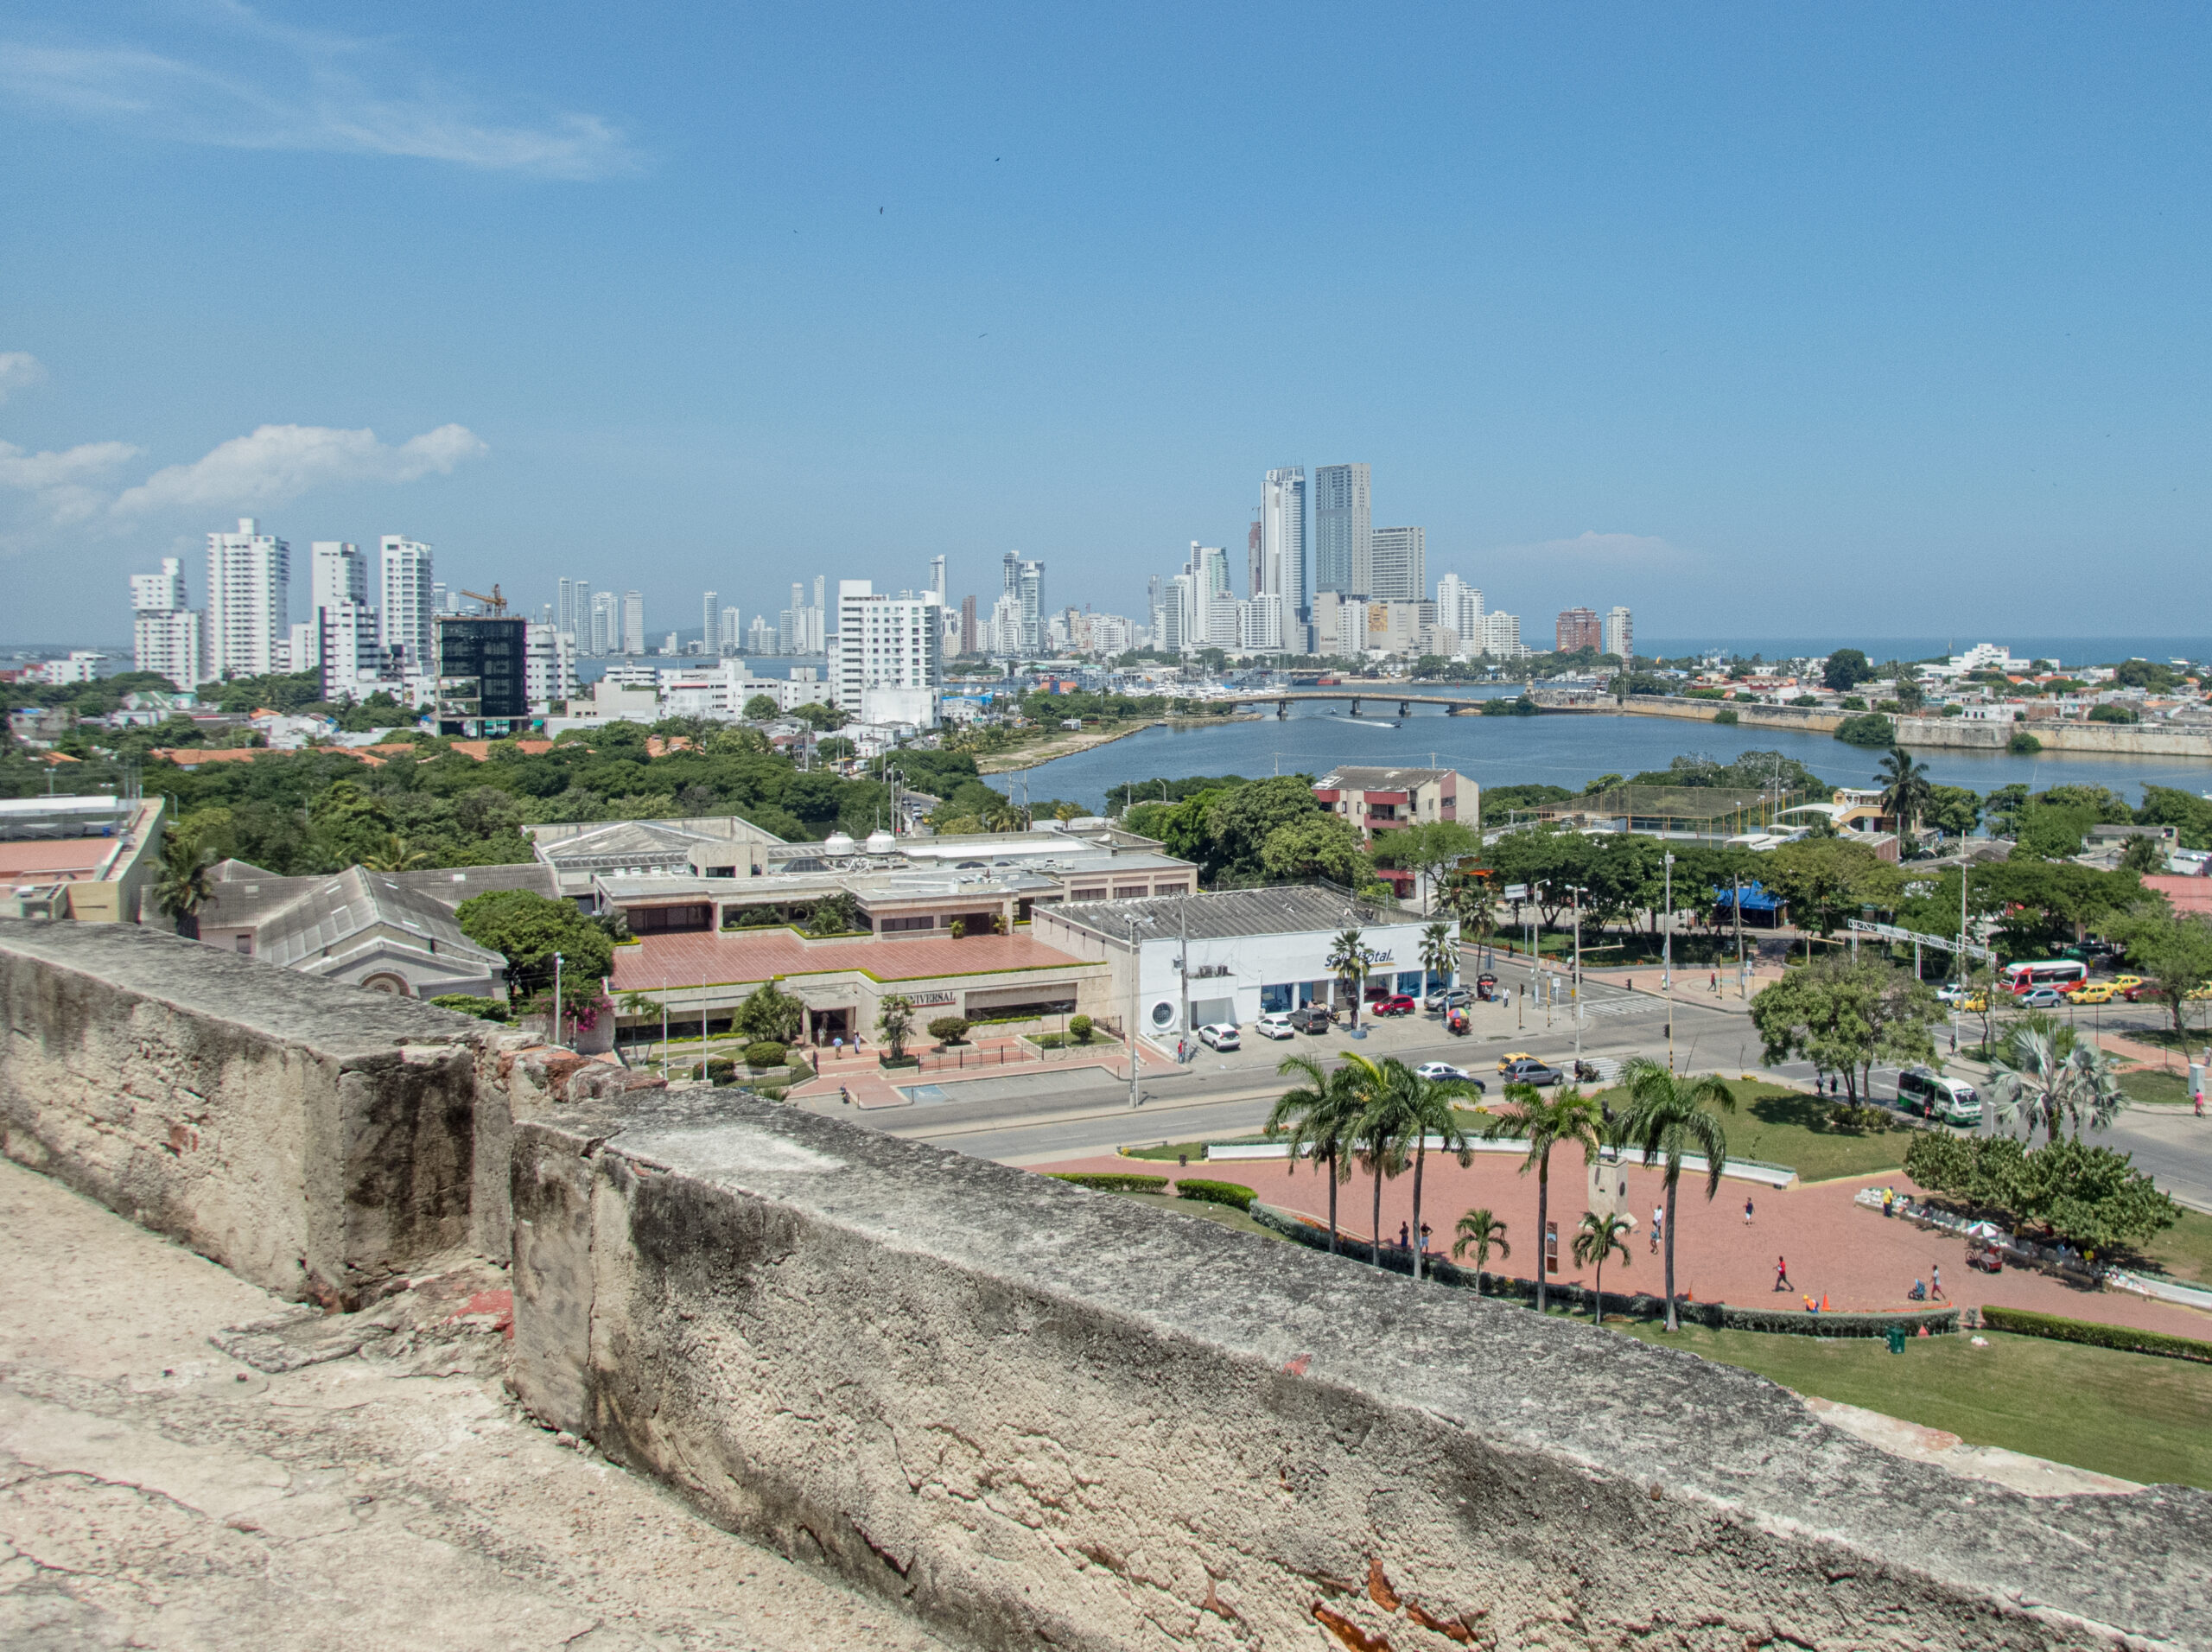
[552,952,563,1048]
[1733,872,1746,999]
[1663,852,1675,1071]
[1572,884,1585,1071]
[1124,912,1145,1107]
[1179,898,1191,1058]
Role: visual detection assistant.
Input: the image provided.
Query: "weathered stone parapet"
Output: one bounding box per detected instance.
[512,1093,2209,1650]
[0,918,508,1302]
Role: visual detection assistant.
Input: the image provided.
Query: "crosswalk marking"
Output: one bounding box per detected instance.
[1575,997,1660,1018]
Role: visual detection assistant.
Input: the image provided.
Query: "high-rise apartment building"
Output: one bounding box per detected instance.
[719,607,745,651]
[377,536,434,669]
[525,621,577,709]
[309,542,366,616]
[1261,466,1306,629]
[1368,527,1425,605]
[1603,606,1634,661]
[928,556,946,600]
[1434,574,1483,643]
[702,591,718,655]
[832,581,944,712]
[1555,607,1602,654]
[989,591,1026,656]
[997,552,1045,651]
[960,594,978,656]
[318,602,382,701]
[1312,463,1370,597]
[1192,543,1230,600]
[588,590,617,657]
[1481,611,1524,658]
[207,518,290,679]
[1247,514,1264,600]
[621,591,645,656]
[130,558,207,688]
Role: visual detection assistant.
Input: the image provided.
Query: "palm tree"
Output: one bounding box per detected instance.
[150,827,219,938]
[1572,1210,1632,1322]
[1326,925,1377,1029]
[2058,1040,2129,1138]
[1479,1084,1605,1312]
[364,834,431,872]
[1452,1207,1510,1279]
[1419,922,1459,1008]
[1388,1061,1478,1282]
[1266,1055,1363,1255]
[1342,1053,1412,1269]
[1618,1058,1736,1331]
[1987,1020,2127,1142]
[1451,874,1497,972]
[1877,746,1936,842]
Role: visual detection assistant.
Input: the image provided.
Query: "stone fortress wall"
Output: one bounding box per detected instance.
[2,917,2206,1649]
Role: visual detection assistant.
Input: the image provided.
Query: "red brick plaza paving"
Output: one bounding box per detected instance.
[788,1036,1178,1109]
[1027,1150,2212,1338]
[610,928,1087,991]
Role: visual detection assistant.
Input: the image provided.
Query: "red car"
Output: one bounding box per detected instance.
[2122,982,2164,1002]
[1372,994,1417,1017]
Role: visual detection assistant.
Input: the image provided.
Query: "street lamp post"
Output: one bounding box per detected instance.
[552,951,563,1047]
[1124,912,1148,1107]
[1570,884,1586,1072]
[1662,851,1675,1071]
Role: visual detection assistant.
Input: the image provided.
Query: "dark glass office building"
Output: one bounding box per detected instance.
[436,615,528,735]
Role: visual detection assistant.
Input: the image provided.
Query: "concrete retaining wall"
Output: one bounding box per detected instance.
[1894,717,2212,758]
[512,1092,2209,1650]
[0,918,518,1303]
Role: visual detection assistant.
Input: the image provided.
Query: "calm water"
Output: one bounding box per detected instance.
[1017,694,2212,812]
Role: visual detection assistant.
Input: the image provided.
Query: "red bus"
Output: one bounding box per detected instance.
[2000,960,2088,994]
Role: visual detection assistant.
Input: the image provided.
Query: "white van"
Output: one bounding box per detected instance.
[1896,1067,1980,1127]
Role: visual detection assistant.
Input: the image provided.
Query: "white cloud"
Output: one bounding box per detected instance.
[0,437,141,525]
[0,353,48,404]
[0,12,637,180]
[111,423,487,515]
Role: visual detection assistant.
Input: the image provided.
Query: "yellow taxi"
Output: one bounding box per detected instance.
[2066,982,2118,1004]
[1497,1052,1535,1071]
[2113,975,2145,991]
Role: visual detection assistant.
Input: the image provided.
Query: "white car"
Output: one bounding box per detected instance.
[1197,1022,1242,1051]
[1414,1062,1484,1092]
[1255,1013,1297,1040]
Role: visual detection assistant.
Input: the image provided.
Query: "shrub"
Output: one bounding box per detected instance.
[429,994,511,1021]
[1713,708,1739,726]
[1980,1305,2212,1364]
[948,918,967,939]
[705,1058,739,1084]
[1834,712,1897,747]
[1047,1172,1170,1193]
[1826,1101,1891,1133]
[744,1040,787,1069]
[2009,729,2044,754]
[927,1015,972,1045]
[1175,1179,1256,1211]
[1941,702,1964,717]
[1069,1013,1094,1043]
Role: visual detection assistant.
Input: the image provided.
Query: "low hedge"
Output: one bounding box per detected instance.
[1048,1172,1170,1194]
[1174,1179,1256,1212]
[1980,1305,2212,1364]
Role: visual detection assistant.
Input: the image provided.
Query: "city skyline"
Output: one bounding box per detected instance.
[7,7,2209,642]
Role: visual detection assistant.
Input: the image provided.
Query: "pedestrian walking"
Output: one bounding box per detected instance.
[1649,1204,1664,1254]
[1743,1195,1754,1224]
[1931,1263,1945,1301]
[1775,1255,1793,1292]
[1397,1221,1410,1251]
[838,1085,851,1106]
[1709,970,1718,994]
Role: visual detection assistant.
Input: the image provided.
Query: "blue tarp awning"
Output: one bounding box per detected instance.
[1712,880,1783,912]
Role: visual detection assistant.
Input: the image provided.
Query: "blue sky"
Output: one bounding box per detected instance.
[3,2,2207,644]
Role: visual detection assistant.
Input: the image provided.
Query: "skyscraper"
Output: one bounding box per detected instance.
[928,556,946,600]
[378,535,434,669]
[207,518,290,679]
[702,590,718,654]
[1261,467,1306,626]
[1192,543,1230,598]
[310,542,366,615]
[589,591,616,658]
[1435,574,1483,642]
[960,594,977,655]
[1247,513,1264,600]
[1368,526,1425,604]
[130,558,207,688]
[1313,463,1370,597]
[832,581,944,712]
[621,591,645,656]
[1603,606,1634,661]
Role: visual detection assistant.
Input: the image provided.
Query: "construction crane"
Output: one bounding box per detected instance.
[459,585,507,615]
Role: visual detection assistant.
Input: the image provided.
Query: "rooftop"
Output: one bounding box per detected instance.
[1314,766,1464,791]
[1050,883,1402,944]
[256,867,507,973]
[610,928,1091,991]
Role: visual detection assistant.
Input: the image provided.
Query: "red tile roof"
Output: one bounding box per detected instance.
[2144,874,2212,915]
[0,839,117,880]
[611,928,1091,990]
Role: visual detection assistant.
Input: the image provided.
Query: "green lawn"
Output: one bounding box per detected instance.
[2119,1067,2196,1106]
[2139,1205,2212,1285]
[1123,1141,1214,1163]
[1615,1321,2212,1490]
[1104,1189,1287,1243]
[1588,1082,1916,1183]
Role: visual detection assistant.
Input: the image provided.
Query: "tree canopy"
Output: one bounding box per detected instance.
[455,889,614,1000]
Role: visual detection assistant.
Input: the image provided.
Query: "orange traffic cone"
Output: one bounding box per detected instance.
[1821,1293,1831,1312]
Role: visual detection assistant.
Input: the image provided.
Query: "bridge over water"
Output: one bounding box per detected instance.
[1214,689,1501,718]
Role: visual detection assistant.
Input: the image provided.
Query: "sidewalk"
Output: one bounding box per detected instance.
[785,1033,1176,1109]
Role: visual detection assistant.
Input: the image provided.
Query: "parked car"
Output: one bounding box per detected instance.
[1424,986,1475,1011]
[1288,1004,1334,1033]
[2016,987,2067,1008]
[1498,1058,1562,1087]
[1414,1061,1485,1091]
[1895,1066,1981,1126]
[1255,1012,1297,1040]
[1372,994,1417,1017]
[1197,1022,1241,1051]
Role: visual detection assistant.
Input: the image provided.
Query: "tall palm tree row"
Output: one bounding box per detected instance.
[1479,1084,1605,1313]
[1877,745,1936,842]
[1616,1058,1736,1331]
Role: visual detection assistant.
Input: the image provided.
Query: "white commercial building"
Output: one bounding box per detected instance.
[207,518,289,679]
[832,581,944,720]
[1481,611,1526,658]
[318,602,384,701]
[131,558,208,688]
[1034,886,1454,1037]
[311,541,367,615]
[1603,605,1634,661]
[1368,525,1425,604]
[525,621,577,710]
[378,536,435,670]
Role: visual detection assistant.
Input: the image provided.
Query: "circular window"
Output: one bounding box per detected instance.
[1151,1001,1175,1026]
[360,973,410,996]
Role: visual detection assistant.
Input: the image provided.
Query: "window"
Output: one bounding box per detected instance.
[1150,882,1188,896]
[1260,983,1294,1013]
[879,914,934,933]
[1112,884,1149,899]
[1398,971,1423,994]
[1070,886,1108,900]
